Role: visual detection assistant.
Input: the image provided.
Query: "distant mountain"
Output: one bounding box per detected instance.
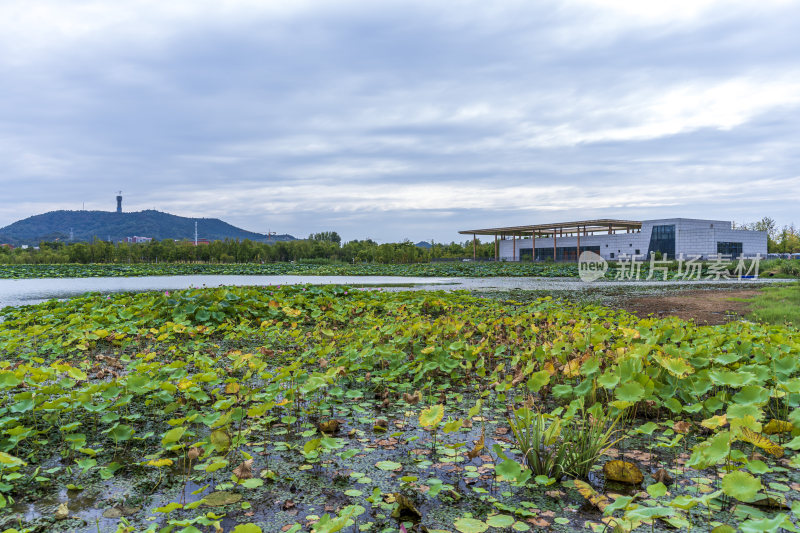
[0,210,296,246]
[415,241,432,248]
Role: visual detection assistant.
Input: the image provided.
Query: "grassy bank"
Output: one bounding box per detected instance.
[739,282,800,328]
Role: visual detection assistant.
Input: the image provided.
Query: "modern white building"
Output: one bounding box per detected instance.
[459,218,767,261]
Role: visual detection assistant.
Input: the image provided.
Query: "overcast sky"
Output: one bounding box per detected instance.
[1,0,799,242]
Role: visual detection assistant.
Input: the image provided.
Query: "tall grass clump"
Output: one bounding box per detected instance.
[508,403,620,480]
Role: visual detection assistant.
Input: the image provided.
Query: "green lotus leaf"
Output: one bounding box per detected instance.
[375,461,402,471]
[454,517,489,533]
[646,482,667,498]
[231,525,262,533]
[721,470,762,502]
[486,514,515,527]
[615,381,645,402]
[526,370,550,392]
[732,385,770,406]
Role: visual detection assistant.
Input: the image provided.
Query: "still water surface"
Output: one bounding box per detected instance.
[0,275,456,309]
[0,274,776,310]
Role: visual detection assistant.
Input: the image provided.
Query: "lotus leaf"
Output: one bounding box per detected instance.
[203,491,243,506]
[453,517,489,533]
[721,470,762,502]
[602,460,643,484]
[419,405,444,428]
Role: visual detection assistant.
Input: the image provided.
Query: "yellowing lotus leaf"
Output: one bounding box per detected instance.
[738,427,784,458]
[620,328,640,340]
[146,458,174,467]
[762,419,793,435]
[603,460,644,485]
[564,358,582,378]
[574,479,609,512]
[419,404,444,428]
[177,380,194,391]
[701,414,728,430]
[653,354,694,378]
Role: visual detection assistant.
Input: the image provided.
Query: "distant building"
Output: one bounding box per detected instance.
[0,243,13,249]
[125,236,153,243]
[460,218,767,261]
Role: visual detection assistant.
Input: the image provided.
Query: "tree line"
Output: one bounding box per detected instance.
[734,217,800,253]
[0,236,497,265]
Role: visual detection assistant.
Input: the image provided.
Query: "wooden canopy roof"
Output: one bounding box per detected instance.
[458,219,642,236]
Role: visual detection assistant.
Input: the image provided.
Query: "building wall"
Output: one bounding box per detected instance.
[497,218,766,261]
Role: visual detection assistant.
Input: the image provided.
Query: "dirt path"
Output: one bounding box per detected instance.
[620,288,759,325]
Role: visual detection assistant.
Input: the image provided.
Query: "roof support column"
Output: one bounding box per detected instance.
[553,231,557,262]
[473,234,476,260]
[513,235,516,261]
[494,235,498,261]
[531,230,536,262]
[577,227,581,263]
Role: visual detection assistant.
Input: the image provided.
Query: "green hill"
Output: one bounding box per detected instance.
[0,210,296,246]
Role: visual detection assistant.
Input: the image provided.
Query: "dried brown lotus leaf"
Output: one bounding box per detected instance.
[233,459,253,480]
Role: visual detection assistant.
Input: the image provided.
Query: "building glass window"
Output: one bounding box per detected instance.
[717,242,743,258]
[648,224,675,258]
[533,246,600,261]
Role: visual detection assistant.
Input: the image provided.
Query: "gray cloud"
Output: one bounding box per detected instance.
[1,0,799,242]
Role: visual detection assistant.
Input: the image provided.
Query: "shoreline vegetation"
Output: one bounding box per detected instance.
[0,258,798,280]
[0,285,799,532]
[739,283,800,328]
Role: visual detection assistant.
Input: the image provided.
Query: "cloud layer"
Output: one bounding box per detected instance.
[2,0,799,241]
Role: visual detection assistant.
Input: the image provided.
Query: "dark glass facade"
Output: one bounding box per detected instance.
[717,241,743,257]
[525,245,600,261]
[647,224,675,258]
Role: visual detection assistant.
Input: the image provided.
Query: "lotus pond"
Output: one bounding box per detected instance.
[1,259,789,282]
[0,285,799,533]
[0,263,581,280]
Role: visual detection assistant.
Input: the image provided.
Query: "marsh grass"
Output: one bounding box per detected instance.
[508,403,620,480]
[731,282,800,328]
